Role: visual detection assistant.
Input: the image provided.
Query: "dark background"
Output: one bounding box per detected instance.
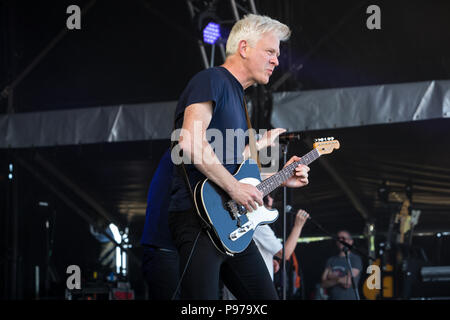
[2,0,450,113]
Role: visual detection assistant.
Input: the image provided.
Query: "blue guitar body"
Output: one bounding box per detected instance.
[194,159,279,255]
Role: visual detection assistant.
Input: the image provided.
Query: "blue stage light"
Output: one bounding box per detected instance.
[203,22,221,44]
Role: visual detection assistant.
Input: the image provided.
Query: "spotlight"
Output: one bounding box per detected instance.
[203,22,221,44]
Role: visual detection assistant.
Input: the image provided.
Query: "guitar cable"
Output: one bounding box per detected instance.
[171,229,202,300]
[171,143,209,299]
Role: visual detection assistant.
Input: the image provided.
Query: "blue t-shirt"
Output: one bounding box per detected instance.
[169,66,248,212]
[140,149,176,250]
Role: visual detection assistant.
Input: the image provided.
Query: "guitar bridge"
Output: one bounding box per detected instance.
[225,200,244,226]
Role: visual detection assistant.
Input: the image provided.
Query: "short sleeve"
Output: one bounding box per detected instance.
[351,254,363,271]
[253,225,283,256]
[325,257,333,269]
[174,68,224,122]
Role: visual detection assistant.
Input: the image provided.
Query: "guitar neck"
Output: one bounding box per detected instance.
[257,148,321,197]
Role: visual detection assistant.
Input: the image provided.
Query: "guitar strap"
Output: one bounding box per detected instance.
[242,97,261,169]
[171,116,210,231]
[172,96,259,197]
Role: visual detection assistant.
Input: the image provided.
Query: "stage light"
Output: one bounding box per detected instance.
[8,163,13,180]
[109,224,122,243]
[203,22,221,44]
[109,223,122,275]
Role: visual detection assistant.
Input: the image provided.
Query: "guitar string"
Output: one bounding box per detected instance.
[256,148,320,196]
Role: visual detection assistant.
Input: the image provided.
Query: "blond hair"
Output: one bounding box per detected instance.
[225,14,291,56]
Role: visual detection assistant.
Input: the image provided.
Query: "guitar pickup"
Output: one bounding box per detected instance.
[238,205,247,215]
[225,200,244,226]
[229,221,254,241]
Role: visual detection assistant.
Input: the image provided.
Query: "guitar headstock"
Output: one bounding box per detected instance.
[313,137,340,155]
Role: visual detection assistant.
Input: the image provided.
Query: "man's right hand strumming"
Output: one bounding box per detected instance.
[228,181,264,212]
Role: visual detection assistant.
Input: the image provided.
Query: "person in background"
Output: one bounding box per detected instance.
[254,195,309,280]
[223,194,309,299]
[140,149,180,300]
[320,230,363,300]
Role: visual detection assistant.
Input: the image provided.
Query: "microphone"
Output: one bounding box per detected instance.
[278,132,301,144]
[342,245,351,254]
[285,205,311,219]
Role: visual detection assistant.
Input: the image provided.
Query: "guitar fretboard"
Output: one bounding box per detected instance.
[256,148,320,197]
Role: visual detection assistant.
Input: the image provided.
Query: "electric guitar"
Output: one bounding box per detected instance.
[193,138,340,255]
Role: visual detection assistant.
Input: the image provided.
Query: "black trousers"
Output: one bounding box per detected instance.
[142,246,180,300]
[168,208,279,300]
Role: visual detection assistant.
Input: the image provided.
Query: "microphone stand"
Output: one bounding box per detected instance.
[278,132,300,300]
[342,246,360,300]
[306,215,376,300]
[280,142,288,300]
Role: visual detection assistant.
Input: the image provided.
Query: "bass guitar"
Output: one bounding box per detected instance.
[193,138,340,255]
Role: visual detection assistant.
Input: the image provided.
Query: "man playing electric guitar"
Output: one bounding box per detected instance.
[167,14,310,300]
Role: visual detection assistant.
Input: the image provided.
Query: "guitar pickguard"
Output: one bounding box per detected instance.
[194,161,279,254]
